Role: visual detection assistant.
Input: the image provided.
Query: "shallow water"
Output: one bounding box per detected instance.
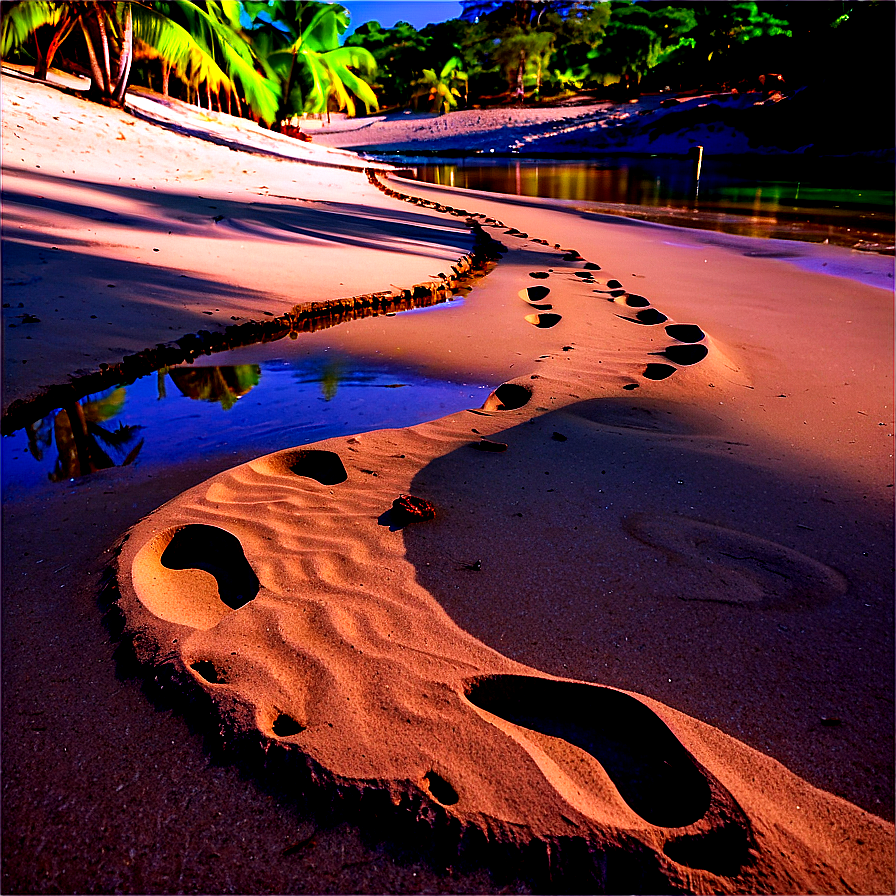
[409,157,894,252]
[1,349,492,493]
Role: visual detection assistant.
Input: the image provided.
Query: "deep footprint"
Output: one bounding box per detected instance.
[288,449,348,485]
[644,363,676,380]
[525,312,562,329]
[656,344,709,365]
[623,308,668,325]
[466,675,712,828]
[519,286,551,303]
[161,524,259,610]
[528,272,550,279]
[482,383,532,411]
[665,324,705,343]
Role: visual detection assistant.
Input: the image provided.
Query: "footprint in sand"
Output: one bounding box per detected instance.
[466,674,753,873]
[285,449,348,484]
[622,308,668,325]
[518,285,550,303]
[665,324,705,343]
[481,382,532,411]
[623,512,848,607]
[466,674,712,827]
[525,312,562,329]
[643,363,677,380]
[615,293,651,308]
[654,344,709,365]
[528,272,550,279]
[131,524,260,629]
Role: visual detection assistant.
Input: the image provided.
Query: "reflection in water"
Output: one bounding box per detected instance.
[412,158,894,251]
[318,360,343,401]
[167,364,261,409]
[3,356,493,489]
[24,387,145,481]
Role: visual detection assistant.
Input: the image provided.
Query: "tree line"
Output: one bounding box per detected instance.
[351,0,892,111]
[2,1,892,124]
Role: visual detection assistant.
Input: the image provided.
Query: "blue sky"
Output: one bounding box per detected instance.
[341,2,464,36]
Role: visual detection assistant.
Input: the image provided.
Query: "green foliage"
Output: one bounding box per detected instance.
[345,19,429,108]
[590,1,696,86]
[245,1,377,118]
[1,1,64,57]
[136,1,280,121]
[1,1,280,121]
[411,57,468,114]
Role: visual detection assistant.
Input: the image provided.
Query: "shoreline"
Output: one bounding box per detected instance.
[2,75,893,894]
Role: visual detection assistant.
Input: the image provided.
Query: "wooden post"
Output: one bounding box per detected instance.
[690,145,704,197]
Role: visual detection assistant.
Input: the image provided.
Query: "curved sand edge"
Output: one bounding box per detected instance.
[111,207,894,892]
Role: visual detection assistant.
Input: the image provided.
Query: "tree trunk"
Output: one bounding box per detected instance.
[161,60,171,97]
[111,2,133,106]
[93,8,113,96]
[33,13,77,80]
[79,14,110,99]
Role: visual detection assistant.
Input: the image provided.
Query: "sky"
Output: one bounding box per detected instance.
[341,2,465,36]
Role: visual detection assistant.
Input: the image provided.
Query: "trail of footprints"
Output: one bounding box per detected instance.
[140,440,754,877]
[367,169,710,389]
[121,174,754,881]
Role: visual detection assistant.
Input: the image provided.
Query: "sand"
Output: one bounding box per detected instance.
[2,73,894,894]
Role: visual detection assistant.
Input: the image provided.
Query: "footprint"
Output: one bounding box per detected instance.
[519,286,550,303]
[131,524,260,630]
[583,262,601,270]
[525,312,562,329]
[623,513,848,607]
[482,382,532,411]
[665,324,705,343]
[574,271,596,280]
[529,272,550,279]
[621,294,650,308]
[288,449,348,485]
[161,524,259,610]
[643,363,676,380]
[465,675,712,828]
[655,344,708,365]
[622,309,668,325]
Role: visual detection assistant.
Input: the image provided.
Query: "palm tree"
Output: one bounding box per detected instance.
[246,0,378,120]
[45,387,144,480]
[411,56,468,114]
[1,1,279,122]
[167,364,260,409]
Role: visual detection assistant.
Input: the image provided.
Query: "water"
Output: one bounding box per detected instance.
[1,351,492,493]
[409,157,894,252]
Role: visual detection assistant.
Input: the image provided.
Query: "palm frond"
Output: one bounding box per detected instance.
[1,0,63,56]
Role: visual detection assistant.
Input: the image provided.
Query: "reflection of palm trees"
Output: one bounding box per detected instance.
[48,387,144,481]
[167,365,260,410]
[319,359,344,401]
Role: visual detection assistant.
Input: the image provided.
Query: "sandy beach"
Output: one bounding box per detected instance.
[2,73,894,894]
